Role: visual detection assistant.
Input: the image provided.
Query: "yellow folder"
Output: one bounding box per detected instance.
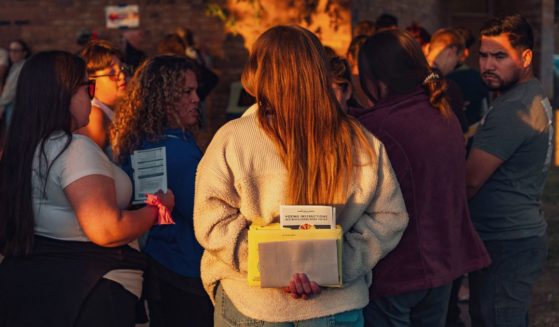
[247,223,343,288]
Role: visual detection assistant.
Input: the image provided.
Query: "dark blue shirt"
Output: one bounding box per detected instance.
[122,128,203,277]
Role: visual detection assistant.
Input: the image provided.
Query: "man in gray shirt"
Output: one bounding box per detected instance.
[466,15,552,326]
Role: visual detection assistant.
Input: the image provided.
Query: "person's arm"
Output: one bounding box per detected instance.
[342,140,409,284]
[193,163,248,273]
[466,148,503,198]
[0,71,17,108]
[0,64,7,93]
[64,174,174,247]
[76,106,108,148]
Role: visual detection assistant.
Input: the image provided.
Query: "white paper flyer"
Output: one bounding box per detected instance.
[279,205,336,229]
[131,147,167,204]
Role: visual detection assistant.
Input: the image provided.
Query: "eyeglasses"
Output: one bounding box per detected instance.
[89,65,131,80]
[79,80,96,99]
[8,48,23,53]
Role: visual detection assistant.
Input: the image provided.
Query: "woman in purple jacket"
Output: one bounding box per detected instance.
[352,30,490,326]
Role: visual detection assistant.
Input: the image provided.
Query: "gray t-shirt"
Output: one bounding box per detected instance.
[470,79,552,241]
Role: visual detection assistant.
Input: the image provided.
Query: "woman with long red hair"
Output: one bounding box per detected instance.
[193,25,409,326]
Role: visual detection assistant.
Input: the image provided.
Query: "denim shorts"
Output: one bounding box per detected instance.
[214,284,364,327]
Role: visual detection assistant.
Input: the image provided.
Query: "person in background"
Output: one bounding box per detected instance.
[122,28,147,72]
[347,35,373,109]
[354,30,490,327]
[0,46,7,141]
[194,25,408,326]
[175,27,210,68]
[454,26,476,63]
[426,28,466,79]
[77,40,129,152]
[353,20,375,37]
[447,27,490,138]
[424,28,470,134]
[0,47,8,93]
[406,22,431,55]
[0,39,31,126]
[0,50,174,326]
[174,27,219,103]
[158,33,187,56]
[75,28,98,53]
[111,55,212,327]
[466,15,551,326]
[326,52,354,113]
[375,13,399,32]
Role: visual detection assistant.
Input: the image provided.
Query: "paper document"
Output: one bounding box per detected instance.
[247,223,343,288]
[258,239,339,287]
[131,147,167,204]
[280,205,336,229]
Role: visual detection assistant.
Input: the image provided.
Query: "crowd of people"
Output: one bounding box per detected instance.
[0,12,552,327]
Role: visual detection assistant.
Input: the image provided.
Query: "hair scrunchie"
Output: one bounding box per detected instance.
[423,72,440,85]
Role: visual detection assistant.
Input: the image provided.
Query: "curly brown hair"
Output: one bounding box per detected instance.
[111,55,197,163]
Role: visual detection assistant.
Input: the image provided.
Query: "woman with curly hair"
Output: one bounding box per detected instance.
[111,55,212,327]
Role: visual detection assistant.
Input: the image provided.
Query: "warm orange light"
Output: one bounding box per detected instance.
[225,0,351,56]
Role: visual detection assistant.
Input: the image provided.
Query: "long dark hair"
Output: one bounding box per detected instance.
[358,30,451,117]
[0,51,86,256]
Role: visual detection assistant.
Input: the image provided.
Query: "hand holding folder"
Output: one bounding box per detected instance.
[247,223,343,288]
[283,273,322,299]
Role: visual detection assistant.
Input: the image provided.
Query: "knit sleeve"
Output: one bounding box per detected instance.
[193,130,250,274]
[341,141,409,283]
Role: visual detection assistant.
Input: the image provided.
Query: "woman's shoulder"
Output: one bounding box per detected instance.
[64,134,109,162]
[70,133,105,149]
[212,107,261,144]
[36,133,110,174]
[43,132,98,154]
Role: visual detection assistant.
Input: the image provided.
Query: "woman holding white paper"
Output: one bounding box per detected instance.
[112,55,213,327]
[193,25,409,326]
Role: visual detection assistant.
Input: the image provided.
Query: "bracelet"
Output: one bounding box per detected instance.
[145,193,175,225]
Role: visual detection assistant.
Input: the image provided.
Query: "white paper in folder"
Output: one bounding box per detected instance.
[257,239,339,288]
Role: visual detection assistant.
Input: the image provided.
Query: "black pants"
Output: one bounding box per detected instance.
[75,278,137,327]
[147,276,214,327]
[144,258,213,327]
[364,283,453,327]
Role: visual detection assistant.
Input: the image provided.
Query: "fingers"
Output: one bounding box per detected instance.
[288,280,300,299]
[286,273,321,300]
[298,273,313,294]
[293,273,304,294]
[310,281,321,295]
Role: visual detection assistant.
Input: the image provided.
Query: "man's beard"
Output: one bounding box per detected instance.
[481,70,521,92]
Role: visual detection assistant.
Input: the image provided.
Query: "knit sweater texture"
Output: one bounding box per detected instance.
[193,104,408,322]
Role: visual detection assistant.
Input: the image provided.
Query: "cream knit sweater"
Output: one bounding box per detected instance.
[193,105,408,322]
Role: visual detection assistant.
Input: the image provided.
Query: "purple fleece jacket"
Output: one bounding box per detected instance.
[351,87,490,299]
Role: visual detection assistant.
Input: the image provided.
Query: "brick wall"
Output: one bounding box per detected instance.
[0,0,232,147]
[351,0,447,37]
[0,0,555,140]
